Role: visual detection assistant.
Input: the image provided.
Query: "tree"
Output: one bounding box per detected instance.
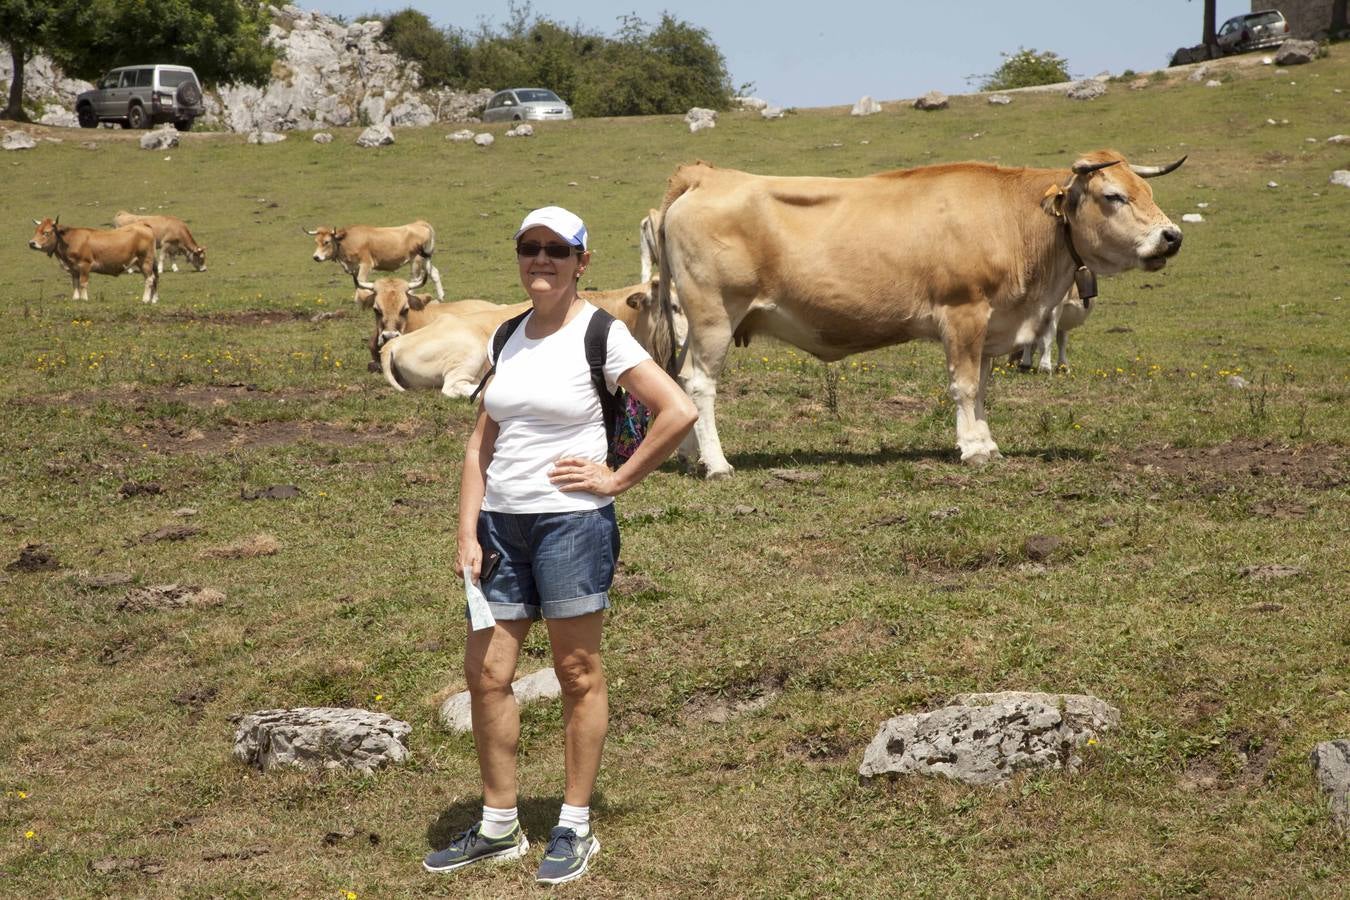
[0,0,58,121]
[43,0,275,85]
[980,48,1070,91]
[1190,0,1219,58]
[1333,0,1348,39]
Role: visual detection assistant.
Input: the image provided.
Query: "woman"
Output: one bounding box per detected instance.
[423,206,697,884]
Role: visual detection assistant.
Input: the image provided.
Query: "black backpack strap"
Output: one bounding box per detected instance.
[584,308,620,460]
[468,309,530,404]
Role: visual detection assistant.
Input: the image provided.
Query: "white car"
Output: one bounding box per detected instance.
[481,88,574,123]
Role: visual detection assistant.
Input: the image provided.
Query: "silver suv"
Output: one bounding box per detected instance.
[75,65,204,131]
[481,88,574,123]
[1216,10,1290,55]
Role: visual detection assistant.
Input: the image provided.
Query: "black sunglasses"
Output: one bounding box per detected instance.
[516,241,577,259]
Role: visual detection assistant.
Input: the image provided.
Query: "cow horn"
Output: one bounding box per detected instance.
[1072,159,1120,176]
[33,219,41,226]
[301,225,319,236]
[1129,155,1188,178]
[351,272,376,291]
[406,269,428,291]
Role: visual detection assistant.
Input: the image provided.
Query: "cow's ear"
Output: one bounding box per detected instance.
[625,291,648,309]
[1041,184,1066,218]
[407,292,430,310]
[333,228,345,240]
[356,288,375,307]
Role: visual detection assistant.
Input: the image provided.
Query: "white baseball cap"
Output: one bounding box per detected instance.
[513,205,588,250]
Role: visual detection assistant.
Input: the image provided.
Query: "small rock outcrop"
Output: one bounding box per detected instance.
[1330,170,1350,189]
[504,123,533,137]
[2,130,37,151]
[850,96,881,116]
[439,668,561,733]
[138,128,178,151]
[313,132,333,143]
[472,132,494,147]
[1311,739,1350,831]
[1066,80,1107,101]
[233,707,411,773]
[356,123,394,147]
[859,691,1120,786]
[734,96,768,111]
[685,107,717,133]
[913,90,948,110]
[1274,40,1319,66]
[987,94,1012,105]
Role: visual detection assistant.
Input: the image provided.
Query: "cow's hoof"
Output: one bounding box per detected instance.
[960,446,1001,466]
[367,361,381,373]
[704,465,735,480]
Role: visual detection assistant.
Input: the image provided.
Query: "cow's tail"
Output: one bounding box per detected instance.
[654,204,683,379]
[420,221,435,258]
[381,342,408,391]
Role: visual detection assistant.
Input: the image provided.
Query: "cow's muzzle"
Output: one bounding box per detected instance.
[312,252,326,262]
[377,330,401,348]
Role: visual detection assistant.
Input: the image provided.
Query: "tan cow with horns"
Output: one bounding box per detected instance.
[28,217,160,304]
[304,220,444,300]
[654,150,1185,476]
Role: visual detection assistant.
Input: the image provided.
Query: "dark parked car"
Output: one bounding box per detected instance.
[75,65,204,131]
[1216,10,1290,55]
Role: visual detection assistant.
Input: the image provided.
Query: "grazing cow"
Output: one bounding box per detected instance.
[1011,285,1092,374]
[111,211,206,274]
[381,282,663,398]
[656,150,1184,475]
[28,217,160,303]
[352,271,499,367]
[304,221,445,300]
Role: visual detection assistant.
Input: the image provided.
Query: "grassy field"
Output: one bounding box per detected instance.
[1,49,1347,898]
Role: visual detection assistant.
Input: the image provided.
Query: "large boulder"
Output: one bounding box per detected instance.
[1311,739,1350,831]
[913,90,948,111]
[859,691,1120,786]
[233,707,411,773]
[139,128,179,151]
[37,108,79,128]
[1274,40,1320,66]
[505,123,534,138]
[356,123,395,147]
[685,107,717,133]
[734,95,768,111]
[850,96,882,116]
[1067,80,1107,101]
[473,132,494,147]
[439,668,561,733]
[2,130,37,151]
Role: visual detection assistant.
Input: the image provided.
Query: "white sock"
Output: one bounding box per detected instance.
[558,803,590,836]
[481,805,518,839]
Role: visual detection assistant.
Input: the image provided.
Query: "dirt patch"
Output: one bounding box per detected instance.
[1119,441,1347,490]
[139,524,201,544]
[6,542,61,572]
[137,419,427,454]
[200,534,280,560]
[681,673,786,725]
[119,584,225,612]
[1181,728,1280,792]
[785,729,852,763]
[119,481,162,498]
[89,856,165,877]
[171,685,218,725]
[1238,564,1303,581]
[240,485,301,501]
[202,847,270,863]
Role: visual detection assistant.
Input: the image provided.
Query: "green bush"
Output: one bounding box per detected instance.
[980,47,1071,91]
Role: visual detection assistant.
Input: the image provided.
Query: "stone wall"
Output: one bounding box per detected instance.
[1252,0,1336,39]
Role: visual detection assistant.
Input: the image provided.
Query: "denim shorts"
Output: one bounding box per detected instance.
[476,505,619,621]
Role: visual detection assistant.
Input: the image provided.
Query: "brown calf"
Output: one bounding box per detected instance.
[112,211,206,274]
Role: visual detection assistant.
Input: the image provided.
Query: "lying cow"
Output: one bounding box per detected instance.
[381,282,663,398]
[656,150,1184,475]
[111,211,206,274]
[304,221,444,300]
[353,271,499,368]
[1011,285,1091,374]
[28,217,160,304]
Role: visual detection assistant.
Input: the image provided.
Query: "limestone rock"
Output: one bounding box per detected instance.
[734,96,768,111]
[356,123,394,147]
[1330,170,1350,189]
[1274,40,1319,66]
[138,128,178,151]
[2,130,37,151]
[1066,80,1106,101]
[473,132,494,147]
[685,107,717,132]
[0,45,93,118]
[313,132,333,143]
[37,108,79,128]
[1182,213,1204,223]
[987,94,1012,105]
[760,105,784,119]
[850,96,882,116]
[913,90,948,110]
[1206,80,1222,88]
[446,128,476,142]
[388,97,435,127]
[233,707,411,773]
[505,123,534,137]
[859,691,1120,786]
[1188,64,1212,83]
[1328,134,1349,145]
[439,668,561,733]
[1311,739,1350,831]
[247,130,286,144]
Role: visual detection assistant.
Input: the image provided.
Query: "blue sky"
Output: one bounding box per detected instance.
[300,1,1256,108]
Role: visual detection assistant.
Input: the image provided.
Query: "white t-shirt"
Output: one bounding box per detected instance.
[481,302,651,513]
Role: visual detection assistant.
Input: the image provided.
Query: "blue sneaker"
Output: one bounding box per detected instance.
[535,826,600,884]
[423,821,529,874]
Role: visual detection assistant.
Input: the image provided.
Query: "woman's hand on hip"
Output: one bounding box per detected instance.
[550,456,621,496]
